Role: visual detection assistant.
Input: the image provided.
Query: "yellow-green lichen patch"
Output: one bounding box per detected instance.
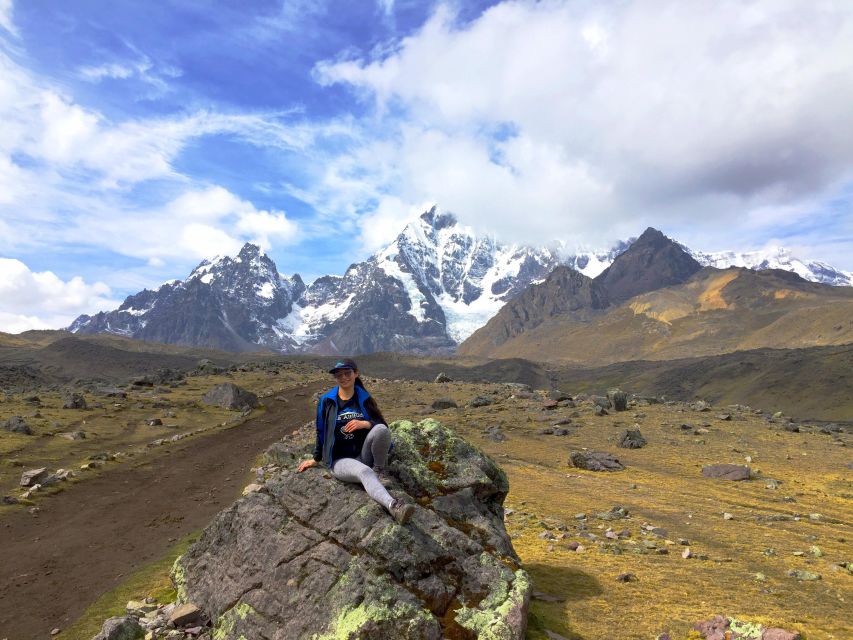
[728,618,765,639]
[313,600,435,640]
[389,418,508,496]
[170,555,188,604]
[212,602,257,640]
[454,567,530,640]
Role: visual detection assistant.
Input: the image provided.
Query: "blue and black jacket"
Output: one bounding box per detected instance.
[313,385,383,467]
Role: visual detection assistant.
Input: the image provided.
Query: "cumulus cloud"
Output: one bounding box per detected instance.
[236,210,299,249]
[66,186,300,264]
[0,258,120,332]
[315,0,853,251]
[357,197,431,253]
[0,44,312,271]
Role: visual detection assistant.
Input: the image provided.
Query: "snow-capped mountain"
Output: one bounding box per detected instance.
[564,239,634,279]
[70,208,561,353]
[69,208,853,354]
[70,244,305,352]
[279,207,562,350]
[687,246,853,286]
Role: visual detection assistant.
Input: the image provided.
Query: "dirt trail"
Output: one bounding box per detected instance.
[0,382,322,640]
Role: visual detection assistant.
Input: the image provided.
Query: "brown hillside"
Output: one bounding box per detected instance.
[460,227,706,358]
[459,267,853,364]
[463,266,609,352]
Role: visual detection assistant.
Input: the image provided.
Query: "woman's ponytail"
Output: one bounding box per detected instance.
[354,375,387,425]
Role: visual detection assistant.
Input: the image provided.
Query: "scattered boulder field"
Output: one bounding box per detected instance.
[5,365,850,639]
[0,360,323,506]
[371,378,850,640]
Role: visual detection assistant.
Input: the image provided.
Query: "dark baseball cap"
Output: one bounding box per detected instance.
[329,358,358,374]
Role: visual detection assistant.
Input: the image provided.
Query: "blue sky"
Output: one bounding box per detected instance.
[0,0,852,332]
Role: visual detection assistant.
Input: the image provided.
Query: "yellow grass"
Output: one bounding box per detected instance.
[380,380,853,640]
[8,371,850,639]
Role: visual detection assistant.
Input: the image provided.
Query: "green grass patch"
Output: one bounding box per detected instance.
[59,531,200,639]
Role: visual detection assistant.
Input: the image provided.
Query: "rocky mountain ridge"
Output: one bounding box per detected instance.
[689,245,853,286]
[70,208,853,354]
[459,231,853,364]
[71,208,564,354]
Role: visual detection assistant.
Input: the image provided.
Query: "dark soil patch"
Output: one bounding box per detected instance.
[0,382,323,639]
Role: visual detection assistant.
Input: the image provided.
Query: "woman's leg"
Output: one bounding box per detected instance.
[360,423,391,469]
[331,457,394,510]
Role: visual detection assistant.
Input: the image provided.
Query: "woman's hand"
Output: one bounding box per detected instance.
[343,419,371,433]
[297,459,318,473]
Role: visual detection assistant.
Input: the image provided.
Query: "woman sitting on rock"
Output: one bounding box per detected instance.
[297,358,414,525]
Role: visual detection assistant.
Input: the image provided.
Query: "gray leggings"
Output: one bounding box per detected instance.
[331,424,393,510]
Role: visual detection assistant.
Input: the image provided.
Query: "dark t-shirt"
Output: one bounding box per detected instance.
[331,394,369,461]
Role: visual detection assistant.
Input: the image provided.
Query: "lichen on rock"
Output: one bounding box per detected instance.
[172,418,530,639]
[170,556,188,604]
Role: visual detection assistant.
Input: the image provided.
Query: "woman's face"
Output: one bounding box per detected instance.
[333,368,357,389]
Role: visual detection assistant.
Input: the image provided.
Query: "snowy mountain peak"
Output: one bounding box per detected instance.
[376,207,562,341]
[419,205,457,230]
[689,246,853,286]
[69,208,852,355]
[186,242,285,291]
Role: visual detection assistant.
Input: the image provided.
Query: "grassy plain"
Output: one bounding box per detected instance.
[373,378,852,640]
[3,357,849,639]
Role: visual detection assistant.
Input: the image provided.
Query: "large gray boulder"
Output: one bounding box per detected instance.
[201,383,259,410]
[430,398,458,410]
[701,464,751,480]
[62,392,87,409]
[2,415,32,435]
[568,451,625,472]
[617,428,647,449]
[20,467,48,487]
[91,616,143,640]
[606,388,628,411]
[172,418,530,639]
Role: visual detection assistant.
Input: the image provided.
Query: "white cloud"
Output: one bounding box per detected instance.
[0,0,16,36]
[0,258,120,332]
[178,223,243,259]
[315,0,853,252]
[0,47,325,192]
[236,210,299,248]
[0,44,315,274]
[357,197,429,253]
[79,61,148,82]
[77,53,182,96]
[62,186,300,264]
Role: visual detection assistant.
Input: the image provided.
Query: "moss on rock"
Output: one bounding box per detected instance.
[313,600,437,640]
[389,418,509,499]
[170,555,188,604]
[212,603,256,640]
[454,560,531,640]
